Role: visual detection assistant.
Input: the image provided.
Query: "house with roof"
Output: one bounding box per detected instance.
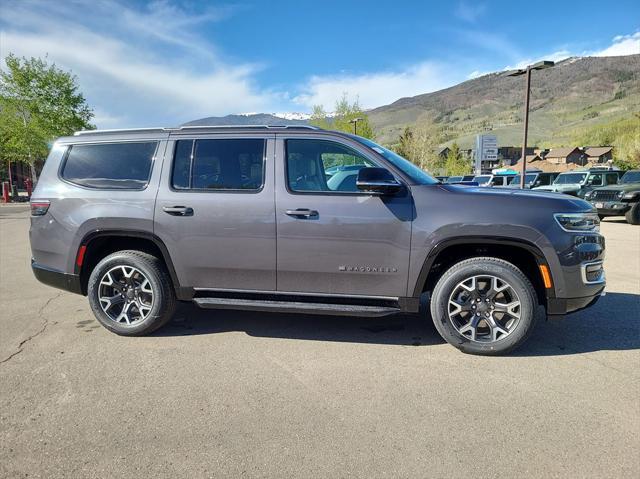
[583,146,613,163]
[543,147,584,165]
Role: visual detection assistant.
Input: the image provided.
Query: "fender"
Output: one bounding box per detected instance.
[411,235,554,298]
[76,229,193,300]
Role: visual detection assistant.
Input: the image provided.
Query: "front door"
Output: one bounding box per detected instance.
[274,135,413,297]
[155,134,276,291]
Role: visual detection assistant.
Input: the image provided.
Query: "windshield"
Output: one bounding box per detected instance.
[510,174,537,184]
[353,136,439,185]
[474,175,491,184]
[620,171,640,184]
[554,173,587,185]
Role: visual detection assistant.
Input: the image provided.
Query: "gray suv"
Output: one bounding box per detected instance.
[29,126,605,355]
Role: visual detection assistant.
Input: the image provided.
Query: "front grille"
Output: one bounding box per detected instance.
[591,190,620,201]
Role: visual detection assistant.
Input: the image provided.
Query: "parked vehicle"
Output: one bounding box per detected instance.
[445,175,475,184]
[30,125,605,355]
[506,171,559,189]
[473,174,516,187]
[585,169,640,225]
[533,167,622,198]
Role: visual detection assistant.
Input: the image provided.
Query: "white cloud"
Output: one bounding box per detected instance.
[293,62,458,110]
[592,31,640,57]
[504,50,572,71]
[0,0,282,128]
[454,2,486,23]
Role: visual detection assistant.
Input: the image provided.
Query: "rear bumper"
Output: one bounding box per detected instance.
[31,260,83,295]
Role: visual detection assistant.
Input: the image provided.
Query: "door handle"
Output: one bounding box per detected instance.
[285,208,318,218]
[163,206,194,216]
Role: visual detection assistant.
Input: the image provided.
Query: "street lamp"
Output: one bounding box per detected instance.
[507,60,555,188]
[349,117,363,136]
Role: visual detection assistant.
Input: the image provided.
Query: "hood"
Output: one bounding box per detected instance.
[534,183,581,193]
[435,183,592,211]
[594,183,640,192]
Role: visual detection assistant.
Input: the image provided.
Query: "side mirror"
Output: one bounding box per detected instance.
[356,167,402,195]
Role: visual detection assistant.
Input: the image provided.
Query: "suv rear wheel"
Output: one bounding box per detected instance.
[87,250,176,335]
[430,257,538,355]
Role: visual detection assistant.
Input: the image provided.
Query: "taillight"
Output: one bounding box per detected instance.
[30,200,50,216]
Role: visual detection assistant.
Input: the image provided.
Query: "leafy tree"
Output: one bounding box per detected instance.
[0,54,94,177]
[444,142,471,176]
[309,94,375,139]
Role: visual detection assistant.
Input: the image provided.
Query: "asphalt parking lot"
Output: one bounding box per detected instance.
[1,205,639,478]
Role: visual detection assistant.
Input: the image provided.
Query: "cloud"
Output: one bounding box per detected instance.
[504,50,572,71]
[0,0,282,127]
[293,62,459,110]
[592,31,640,57]
[454,2,486,23]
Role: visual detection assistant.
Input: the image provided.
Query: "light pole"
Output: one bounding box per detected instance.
[349,117,363,136]
[508,60,555,188]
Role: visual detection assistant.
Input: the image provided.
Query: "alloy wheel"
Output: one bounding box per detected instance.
[447,275,521,343]
[98,265,154,325]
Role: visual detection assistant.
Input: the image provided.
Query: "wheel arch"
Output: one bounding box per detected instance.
[413,236,554,307]
[76,230,191,300]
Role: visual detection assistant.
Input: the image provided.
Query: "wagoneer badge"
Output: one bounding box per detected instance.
[339,265,398,273]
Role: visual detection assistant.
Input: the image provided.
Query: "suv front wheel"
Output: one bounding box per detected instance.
[430,257,538,355]
[87,250,176,335]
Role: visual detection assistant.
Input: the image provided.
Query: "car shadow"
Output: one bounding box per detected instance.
[154,292,639,356]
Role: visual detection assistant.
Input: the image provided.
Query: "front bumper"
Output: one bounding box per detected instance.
[589,200,631,215]
[547,287,605,316]
[31,260,83,295]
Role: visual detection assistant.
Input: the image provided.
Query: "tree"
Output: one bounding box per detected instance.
[444,142,471,176]
[0,54,94,179]
[309,94,375,139]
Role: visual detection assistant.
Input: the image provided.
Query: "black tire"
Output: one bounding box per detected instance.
[87,250,176,336]
[625,202,640,225]
[430,257,538,355]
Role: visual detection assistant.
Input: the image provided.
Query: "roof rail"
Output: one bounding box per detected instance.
[74,124,319,136]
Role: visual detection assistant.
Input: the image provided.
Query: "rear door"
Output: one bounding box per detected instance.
[154,133,276,291]
[274,134,413,297]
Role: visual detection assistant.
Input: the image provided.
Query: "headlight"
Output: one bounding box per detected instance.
[617,191,625,199]
[622,191,638,200]
[554,213,600,232]
[585,191,595,200]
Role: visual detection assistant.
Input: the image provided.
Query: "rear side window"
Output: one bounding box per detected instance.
[61,142,158,189]
[172,139,265,191]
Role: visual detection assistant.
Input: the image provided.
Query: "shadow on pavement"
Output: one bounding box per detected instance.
[155,292,639,355]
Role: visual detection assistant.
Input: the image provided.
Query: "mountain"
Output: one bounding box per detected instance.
[184,112,309,127]
[368,55,640,147]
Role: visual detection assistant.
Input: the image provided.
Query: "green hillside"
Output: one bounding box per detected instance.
[368,55,640,150]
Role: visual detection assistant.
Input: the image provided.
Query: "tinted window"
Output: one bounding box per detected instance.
[286,139,376,193]
[588,173,603,186]
[172,139,265,190]
[605,173,618,185]
[61,142,157,189]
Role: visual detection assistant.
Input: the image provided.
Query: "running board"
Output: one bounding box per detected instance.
[192,297,401,317]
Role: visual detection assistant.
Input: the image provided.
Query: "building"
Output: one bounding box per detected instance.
[474,134,499,174]
[437,147,450,160]
[498,146,535,166]
[544,147,584,165]
[583,146,613,163]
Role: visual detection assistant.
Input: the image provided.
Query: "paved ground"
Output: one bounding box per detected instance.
[1,205,639,478]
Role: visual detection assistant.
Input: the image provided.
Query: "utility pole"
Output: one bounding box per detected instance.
[349,117,363,136]
[507,61,555,188]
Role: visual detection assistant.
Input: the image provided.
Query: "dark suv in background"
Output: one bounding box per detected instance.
[586,170,640,224]
[29,126,605,355]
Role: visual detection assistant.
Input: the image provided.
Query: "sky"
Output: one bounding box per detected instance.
[1,0,639,128]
